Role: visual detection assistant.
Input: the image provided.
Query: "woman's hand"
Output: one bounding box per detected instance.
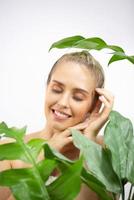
[47,121,89,154]
[83,88,114,140]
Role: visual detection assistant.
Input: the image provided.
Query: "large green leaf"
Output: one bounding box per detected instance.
[104,111,133,180]
[0,168,50,200]
[47,158,83,200]
[49,35,134,66]
[127,137,134,183]
[44,143,73,163]
[72,130,121,193]
[0,142,30,163]
[49,35,85,51]
[27,138,46,161]
[81,168,113,200]
[0,122,26,140]
[0,122,50,200]
[37,159,57,181]
[108,52,134,65]
[74,37,107,50]
[11,181,46,200]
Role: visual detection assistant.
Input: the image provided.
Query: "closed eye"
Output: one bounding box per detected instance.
[73,96,84,101]
[52,88,63,93]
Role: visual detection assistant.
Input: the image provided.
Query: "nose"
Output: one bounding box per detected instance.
[57,92,70,108]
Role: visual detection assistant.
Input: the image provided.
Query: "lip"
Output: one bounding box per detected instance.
[51,109,71,121]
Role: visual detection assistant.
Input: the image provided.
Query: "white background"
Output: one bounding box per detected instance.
[0,0,134,132]
[0,0,134,198]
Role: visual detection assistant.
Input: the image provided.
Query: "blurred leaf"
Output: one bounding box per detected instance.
[72,130,121,193]
[44,143,73,163]
[104,111,133,180]
[0,168,34,186]
[0,168,50,200]
[37,159,57,181]
[27,138,46,161]
[0,122,26,140]
[127,137,134,184]
[12,181,46,200]
[47,158,83,200]
[0,123,50,199]
[0,142,30,163]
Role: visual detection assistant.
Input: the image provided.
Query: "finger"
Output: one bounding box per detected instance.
[63,121,89,137]
[99,95,114,109]
[70,121,89,130]
[96,88,114,104]
[99,95,113,120]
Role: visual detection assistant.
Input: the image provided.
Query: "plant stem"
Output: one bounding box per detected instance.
[17,139,50,200]
[128,184,133,200]
[132,194,134,200]
[122,184,125,200]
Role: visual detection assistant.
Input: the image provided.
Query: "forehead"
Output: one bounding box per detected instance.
[50,61,96,92]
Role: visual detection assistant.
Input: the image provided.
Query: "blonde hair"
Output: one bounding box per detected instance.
[47,51,105,88]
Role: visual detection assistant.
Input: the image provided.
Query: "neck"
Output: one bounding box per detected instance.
[39,124,59,140]
[39,124,80,160]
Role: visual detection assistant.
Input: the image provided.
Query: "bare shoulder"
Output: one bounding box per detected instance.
[76,183,100,200]
[24,131,41,142]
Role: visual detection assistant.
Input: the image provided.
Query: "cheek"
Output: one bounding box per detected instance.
[72,101,92,120]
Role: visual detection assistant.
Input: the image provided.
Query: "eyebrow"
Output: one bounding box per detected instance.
[52,80,90,95]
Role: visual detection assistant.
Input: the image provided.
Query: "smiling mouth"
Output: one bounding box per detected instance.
[51,109,71,120]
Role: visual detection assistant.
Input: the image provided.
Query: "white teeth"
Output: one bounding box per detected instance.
[54,110,70,119]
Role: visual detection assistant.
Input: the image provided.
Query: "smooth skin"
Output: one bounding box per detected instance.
[0,61,114,200]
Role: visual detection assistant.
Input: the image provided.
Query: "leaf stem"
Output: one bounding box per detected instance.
[122,184,125,200]
[132,192,134,200]
[17,138,50,200]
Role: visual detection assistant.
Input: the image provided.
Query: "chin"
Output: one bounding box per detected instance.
[52,123,68,132]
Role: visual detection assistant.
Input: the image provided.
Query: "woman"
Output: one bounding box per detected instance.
[0,51,114,200]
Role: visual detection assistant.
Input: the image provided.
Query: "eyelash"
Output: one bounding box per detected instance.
[52,89,62,93]
[73,96,83,101]
[51,88,84,102]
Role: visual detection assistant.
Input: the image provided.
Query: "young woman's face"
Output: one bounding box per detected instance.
[44,61,96,131]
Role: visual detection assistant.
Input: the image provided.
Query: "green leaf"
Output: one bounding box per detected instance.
[11,181,46,200]
[44,143,73,163]
[27,138,46,161]
[37,159,57,181]
[49,35,85,51]
[104,111,133,180]
[0,142,30,163]
[47,158,83,200]
[0,168,34,186]
[72,130,121,193]
[108,52,127,65]
[0,164,51,200]
[49,35,134,66]
[81,168,113,200]
[74,37,107,50]
[107,45,125,53]
[0,122,26,140]
[127,55,134,64]
[126,137,134,183]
